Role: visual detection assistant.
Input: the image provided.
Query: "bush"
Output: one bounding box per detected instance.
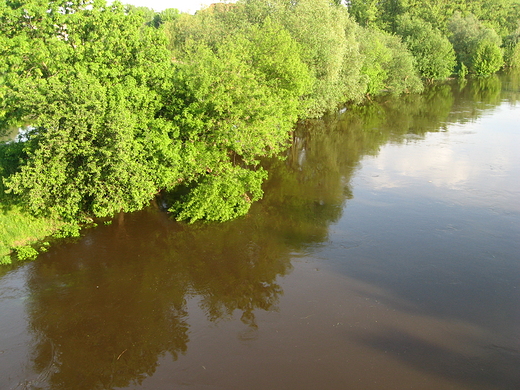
[473,40,504,76]
[16,245,39,260]
[169,166,268,223]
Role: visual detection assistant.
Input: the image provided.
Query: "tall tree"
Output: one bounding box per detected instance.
[1,0,179,220]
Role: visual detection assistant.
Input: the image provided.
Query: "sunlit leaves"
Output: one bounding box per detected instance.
[2,0,176,221]
[169,165,268,223]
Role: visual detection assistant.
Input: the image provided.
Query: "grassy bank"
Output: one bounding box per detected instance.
[0,204,66,264]
[0,141,73,265]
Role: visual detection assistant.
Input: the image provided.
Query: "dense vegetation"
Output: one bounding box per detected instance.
[1,0,519,263]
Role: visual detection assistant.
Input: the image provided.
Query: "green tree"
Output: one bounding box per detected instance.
[348,0,520,38]
[504,25,520,68]
[159,15,313,221]
[357,27,423,96]
[395,14,456,80]
[448,12,503,75]
[239,0,366,117]
[346,0,380,27]
[473,40,504,75]
[1,0,316,223]
[1,0,179,220]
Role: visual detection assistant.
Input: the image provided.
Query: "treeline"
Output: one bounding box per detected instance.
[0,0,519,259]
[349,0,520,77]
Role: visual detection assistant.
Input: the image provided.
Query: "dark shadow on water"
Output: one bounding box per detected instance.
[359,327,520,390]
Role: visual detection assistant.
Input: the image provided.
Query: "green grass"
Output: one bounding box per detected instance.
[0,141,69,265]
[0,204,66,264]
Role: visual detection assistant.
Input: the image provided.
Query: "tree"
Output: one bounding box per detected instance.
[162,19,313,221]
[472,40,504,76]
[348,0,520,38]
[395,14,456,80]
[241,0,366,117]
[448,12,503,76]
[1,0,179,220]
[357,27,423,96]
[1,0,316,223]
[503,25,520,68]
[347,0,380,27]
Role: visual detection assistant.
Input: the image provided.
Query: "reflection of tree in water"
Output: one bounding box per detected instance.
[165,219,291,327]
[449,72,520,123]
[257,80,458,250]
[22,74,518,389]
[502,70,520,103]
[449,75,503,123]
[26,228,190,389]
[24,207,294,389]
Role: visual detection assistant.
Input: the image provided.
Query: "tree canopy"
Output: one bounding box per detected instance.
[349,0,520,74]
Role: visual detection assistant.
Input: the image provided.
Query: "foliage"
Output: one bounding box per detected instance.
[507,42,520,68]
[395,14,456,80]
[459,62,469,78]
[169,165,268,223]
[348,0,380,27]
[16,245,39,260]
[448,12,503,75]
[348,0,515,78]
[1,0,515,241]
[160,16,312,220]
[473,40,504,76]
[1,1,177,221]
[504,26,520,68]
[348,0,520,37]
[170,21,311,164]
[0,141,67,264]
[260,0,365,116]
[170,0,366,117]
[357,27,423,96]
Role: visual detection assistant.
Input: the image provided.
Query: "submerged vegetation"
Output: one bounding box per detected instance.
[1,0,519,263]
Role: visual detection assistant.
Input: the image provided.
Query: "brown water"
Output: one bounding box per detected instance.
[1,74,519,390]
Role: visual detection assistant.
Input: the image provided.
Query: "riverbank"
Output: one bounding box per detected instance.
[0,144,75,264]
[0,204,67,264]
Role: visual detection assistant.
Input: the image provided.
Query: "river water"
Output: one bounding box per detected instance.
[1,74,519,390]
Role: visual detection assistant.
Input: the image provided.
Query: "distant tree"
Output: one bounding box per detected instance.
[504,25,520,68]
[347,0,380,27]
[357,27,423,96]
[395,14,456,80]
[152,8,180,27]
[472,40,504,76]
[241,0,366,116]
[448,12,503,75]
[125,4,156,24]
[348,0,520,38]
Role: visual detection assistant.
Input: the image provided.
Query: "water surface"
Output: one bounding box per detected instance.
[1,74,519,390]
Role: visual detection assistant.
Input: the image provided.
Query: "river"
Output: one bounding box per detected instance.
[0,73,519,390]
